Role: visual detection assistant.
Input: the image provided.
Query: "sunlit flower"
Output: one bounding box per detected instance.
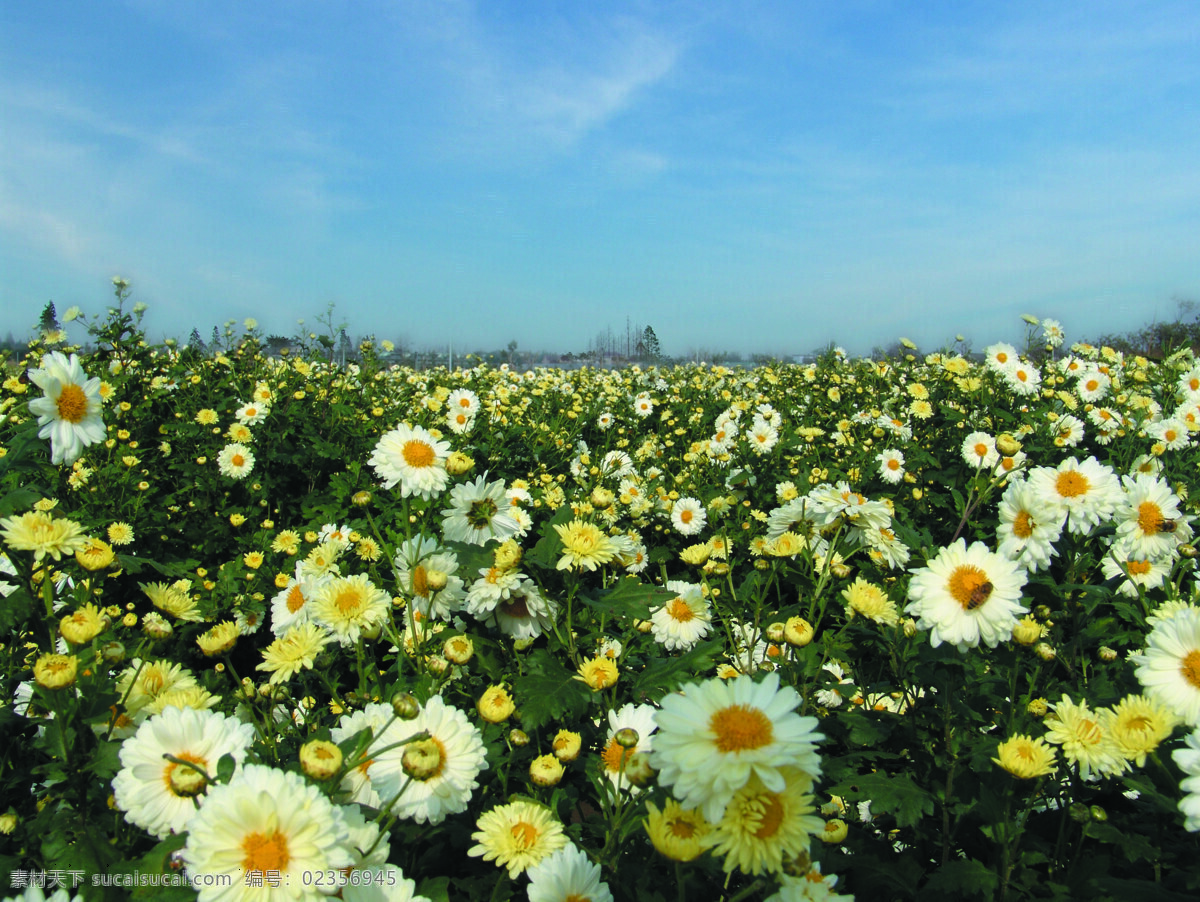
[181,764,353,898]
[996,481,1064,572]
[1,511,88,561]
[216,442,255,480]
[112,707,254,839]
[1028,456,1122,536]
[992,734,1058,779]
[702,767,823,875]
[876,449,905,484]
[553,520,617,571]
[670,497,707,536]
[1109,693,1179,767]
[394,535,465,620]
[651,672,824,823]
[905,539,1028,652]
[311,574,390,645]
[1115,474,1191,560]
[1132,608,1200,727]
[650,580,712,651]
[26,351,105,464]
[369,423,451,499]
[841,576,900,627]
[1043,695,1126,779]
[526,844,614,902]
[960,431,998,469]
[256,622,332,685]
[468,800,568,879]
[1173,728,1200,831]
[441,475,520,545]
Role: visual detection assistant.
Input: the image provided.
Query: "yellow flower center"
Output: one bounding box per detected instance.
[509,821,540,849]
[710,704,773,753]
[752,794,785,840]
[996,352,1009,364]
[667,598,694,622]
[1126,559,1152,575]
[973,442,988,459]
[1181,650,1200,689]
[1012,511,1034,539]
[56,384,89,423]
[1137,502,1164,535]
[1055,470,1089,498]
[402,439,435,468]
[668,817,697,839]
[335,587,364,615]
[601,738,631,773]
[887,459,900,470]
[947,564,992,610]
[231,454,245,468]
[286,584,305,613]
[242,830,290,873]
[412,565,429,596]
[679,509,693,524]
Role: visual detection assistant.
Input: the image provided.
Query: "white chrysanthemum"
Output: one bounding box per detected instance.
[670,497,707,536]
[961,431,998,469]
[181,764,353,899]
[234,400,270,426]
[876,449,905,484]
[905,539,1028,652]
[651,672,824,823]
[526,844,614,902]
[1076,369,1110,403]
[112,707,254,839]
[1115,474,1191,560]
[332,703,396,807]
[377,695,489,825]
[984,342,1020,374]
[996,480,1064,573]
[1173,729,1200,832]
[1027,456,1122,536]
[1100,548,1170,598]
[1132,608,1200,727]
[650,580,712,651]
[269,573,322,636]
[480,577,558,641]
[598,703,658,791]
[393,535,465,620]
[369,423,451,499]
[441,475,520,546]
[26,351,105,465]
[216,442,255,479]
[341,865,432,902]
[1147,417,1191,450]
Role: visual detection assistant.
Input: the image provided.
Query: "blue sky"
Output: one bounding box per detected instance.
[2,0,1198,358]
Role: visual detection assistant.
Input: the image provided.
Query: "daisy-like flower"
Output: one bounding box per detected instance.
[26,351,105,464]
[116,659,200,722]
[633,394,654,418]
[369,423,451,499]
[995,480,1064,573]
[234,401,270,426]
[216,442,255,480]
[702,767,824,875]
[256,622,332,685]
[526,844,614,902]
[765,864,855,902]
[650,580,712,651]
[1173,728,1200,831]
[553,520,617,571]
[310,573,390,645]
[1109,693,1179,767]
[1076,369,1111,403]
[489,579,558,641]
[746,419,779,455]
[984,342,1019,374]
[1132,607,1200,726]
[441,475,520,546]
[0,511,88,562]
[992,734,1058,779]
[1028,457,1121,536]
[644,799,712,862]
[112,707,255,839]
[394,535,465,620]
[651,671,824,824]
[1100,548,1170,598]
[904,539,1028,652]
[841,576,900,627]
[107,521,134,546]
[876,449,905,484]
[374,695,489,825]
[1043,695,1127,779]
[598,703,658,791]
[1004,361,1042,396]
[671,497,707,536]
[1115,474,1191,560]
[181,764,353,899]
[468,800,569,879]
[961,431,999,470]
[1146,417,1191,450]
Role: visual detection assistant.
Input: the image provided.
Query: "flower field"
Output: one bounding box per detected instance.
[2,297,1200,902]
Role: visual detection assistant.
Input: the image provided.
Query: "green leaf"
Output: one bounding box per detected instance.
[830,770,935,828]
[631,639,725,699]
[513,649,592,731]
[924,857,999,899]
[416,876,451,902]
[526,505,574,570]
[580,576,673,619]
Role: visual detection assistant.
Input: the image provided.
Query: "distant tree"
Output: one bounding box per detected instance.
[642,326,661,362]
[188,328,206,351]
[39,301,59,335]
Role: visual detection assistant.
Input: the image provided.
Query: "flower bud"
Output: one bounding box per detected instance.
[553,729,582,762]
[765,621,786,643]
[1034,642,1056,661]
[33,654,78,690]
[530,754,564,787]
[391,693,421,720]
[1098,646,1117,662]
[300,740,343,780]
[624,751,656,787]
[819,818,849,844]
[509,729,530,747]
[614,727,640,749]
[443,635,474,665]
[402,739,444,780]
[784,617,814,647]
